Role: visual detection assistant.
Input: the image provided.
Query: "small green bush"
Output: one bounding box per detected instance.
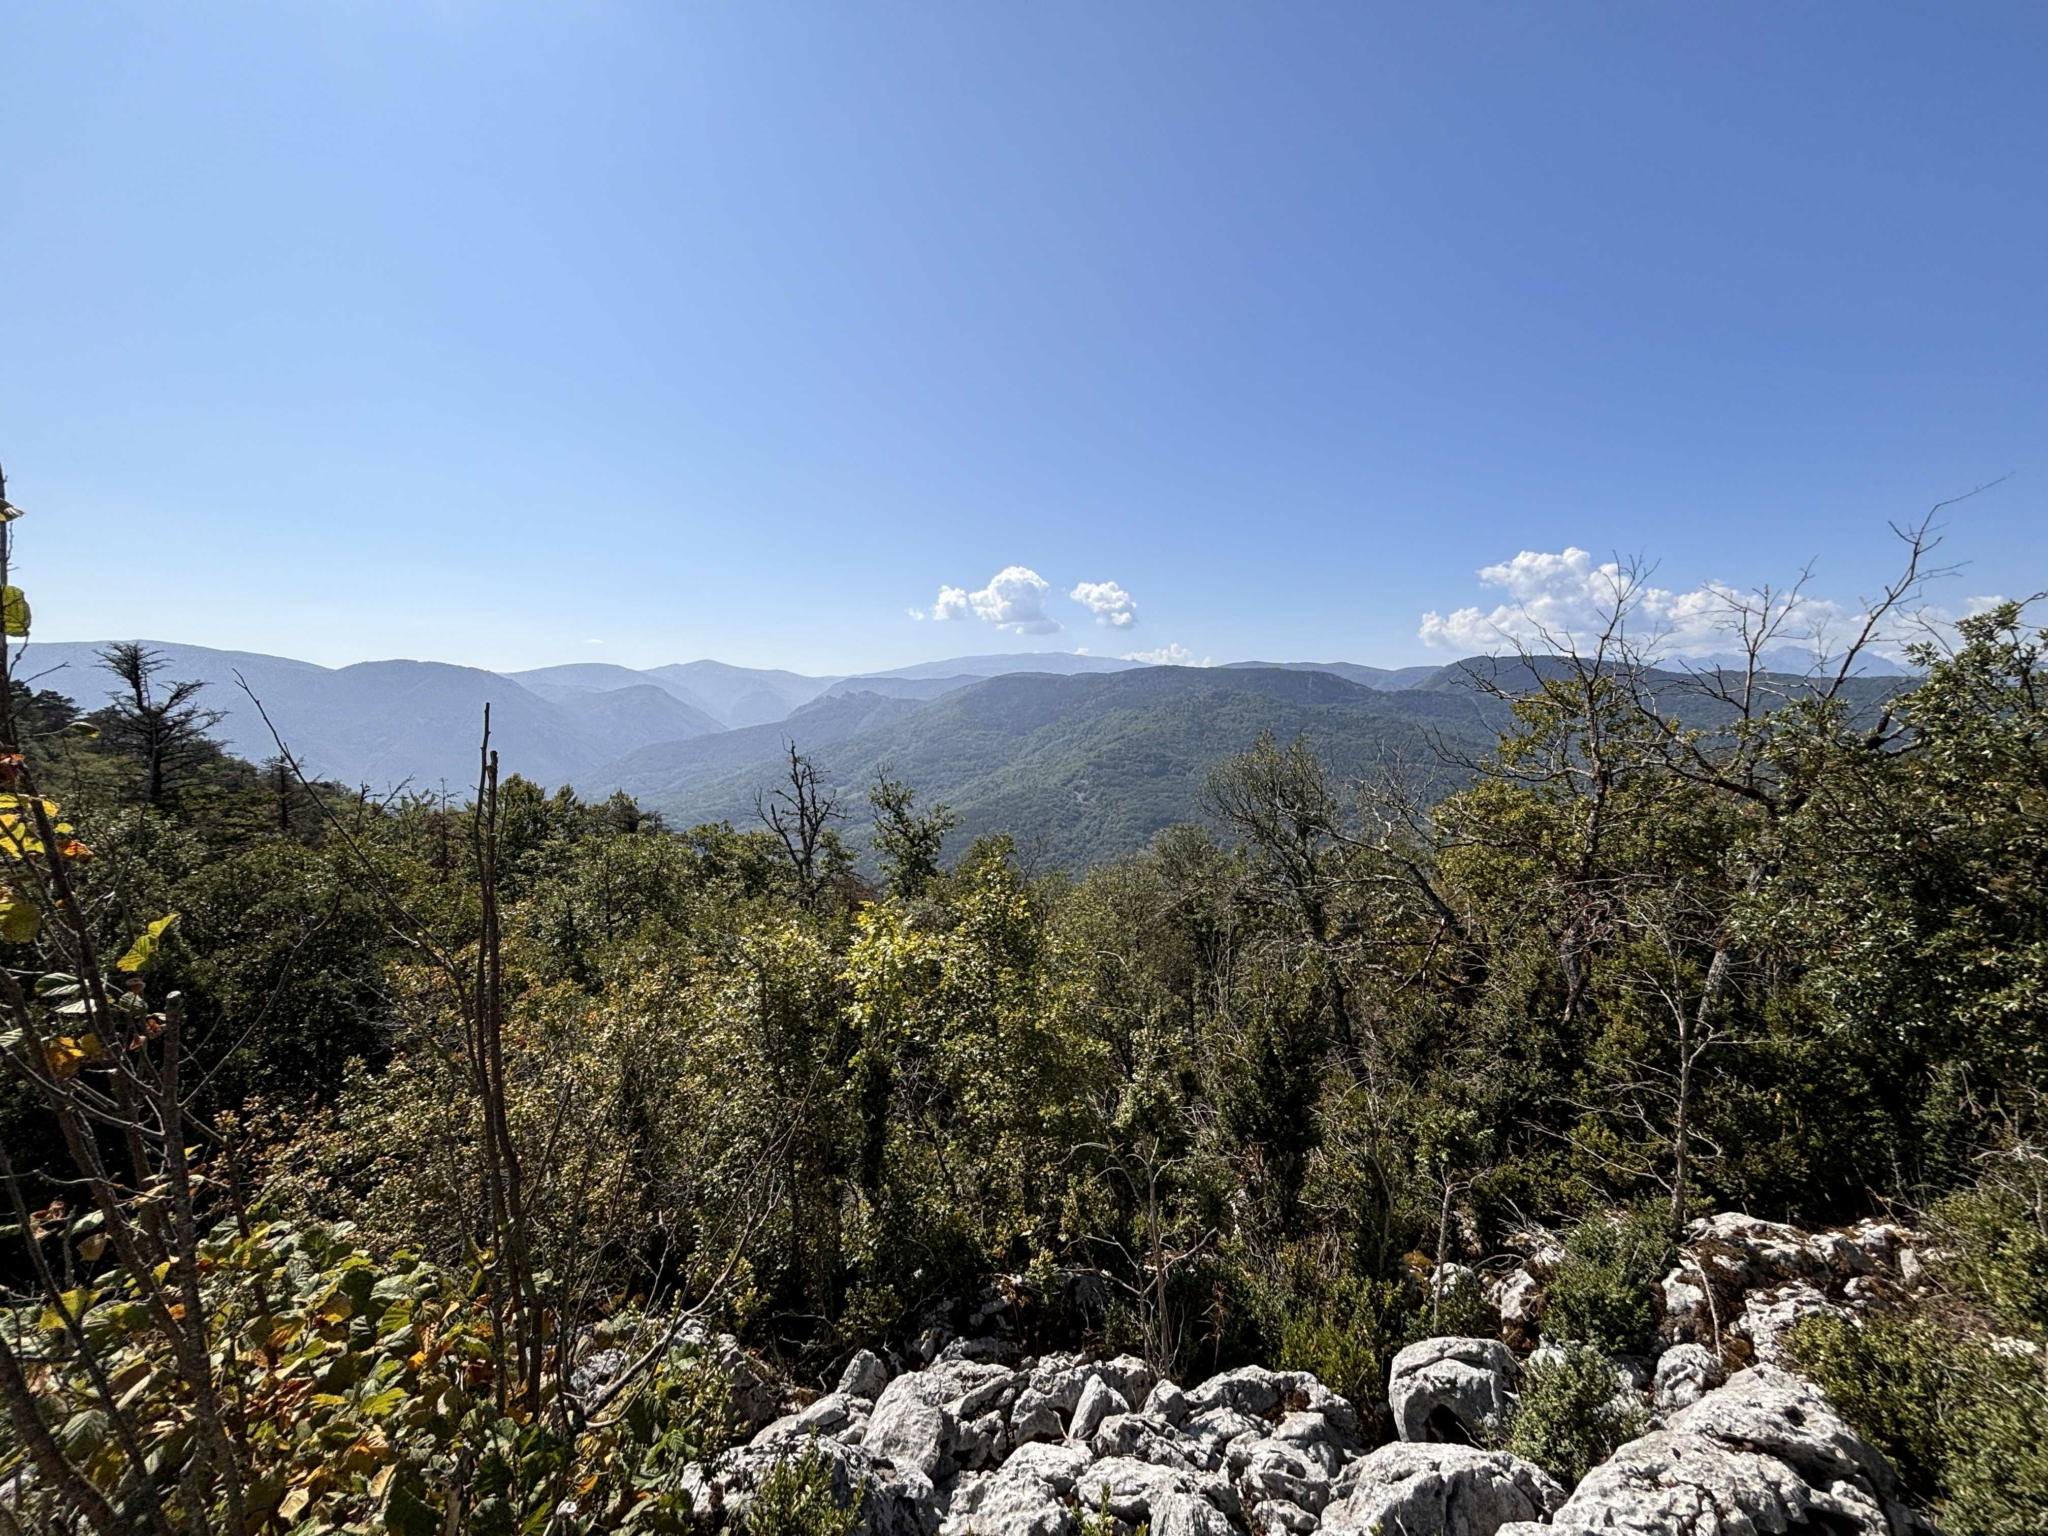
[747,1441,864,1536]
[1504,1345,1647,1488]
[1276,1275,1405,1410]
[1791,1311,2048,1535]
[1933,1182,2048,1341]
[1542,1208,1676,1357]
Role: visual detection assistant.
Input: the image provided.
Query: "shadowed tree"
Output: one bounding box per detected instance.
[93,643,226,806]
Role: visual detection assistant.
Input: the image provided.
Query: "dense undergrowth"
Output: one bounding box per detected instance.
[0,498,2043,1532]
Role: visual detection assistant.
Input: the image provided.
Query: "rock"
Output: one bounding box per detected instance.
[1070,1375,1133,1442]
[1091,1413,1196,1470]
[1897,1248,1929,1287]
[1669,1365,1899,1497]
[1186,1364,1289,1418]
[1321,1443,1564,1536]
[865,1390,953,1480]
[941,1471,1074,1536]
[1685,1212,1828,1288]
[840,1349,891,1401]
[1488,1268,1543,1330]
[1249,1498,1318,1535]
[1231,1436,1334,1513]
[1154,1490,1241,1536]
[1541,1429,1889,1536]
[1735,1281,1844,1365]
[1539,1367,1906,1536]
[1185,1405,1268,1455]
[1651,1343,1725,1412]
[1077,1458,1233,1526]
[1387,1337,1518,1443]
[1144,1378,1190,1424]
[570,1347,629,1400]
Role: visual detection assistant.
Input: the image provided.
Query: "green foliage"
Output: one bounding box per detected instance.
[1542,1210,1676,1357]
[1791,1312,2048,1535]
[747,1440,864,1536]
[1504,1345,1647,1488]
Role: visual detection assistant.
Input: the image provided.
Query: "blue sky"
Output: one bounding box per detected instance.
[4,3,2044,675]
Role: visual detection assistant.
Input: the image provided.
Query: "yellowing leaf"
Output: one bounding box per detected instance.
[77,1232,107,1261]
[317,1291,353,1323]
[116,913,178,973]
[44,1037,91,1080]
[0,587,28,638]
[0,900,39,943]
[278,1487,310,1522]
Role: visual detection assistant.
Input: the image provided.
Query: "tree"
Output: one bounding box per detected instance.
[868,773,957,899]
[92,642,226,806]
[757,742,848,907]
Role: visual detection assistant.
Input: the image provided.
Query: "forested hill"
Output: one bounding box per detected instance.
[588,665,1513,868]
[575,662,1910,871]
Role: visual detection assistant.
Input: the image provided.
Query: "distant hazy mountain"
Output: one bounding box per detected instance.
[39,642,1709,853]
[1219,660,1441,689]
[855,652,1147,681]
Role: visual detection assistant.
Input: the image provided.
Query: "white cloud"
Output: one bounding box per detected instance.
[1070,579,1137,628]
[962,566,1061,633]
[1125,643,1201,666]
[912,585,971,622]
[1419,547,1833,659]
[1416,544,1986,665]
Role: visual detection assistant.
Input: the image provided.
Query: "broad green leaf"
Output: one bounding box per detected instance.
[0,587,28,637]
[116,912,179,973]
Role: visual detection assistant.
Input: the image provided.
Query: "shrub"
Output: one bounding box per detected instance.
[1504,1345,1647,1488]
[1542,1208,1676,1357]
[1276,1275,1405,1411]
[1791,1311,2048,1535]
[747,1440,865,1536]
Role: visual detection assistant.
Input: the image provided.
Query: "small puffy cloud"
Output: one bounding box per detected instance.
[1070,579,1137,628]
[1125,643,1201,666]
[911,585,971,622]
[968,566,1061,634]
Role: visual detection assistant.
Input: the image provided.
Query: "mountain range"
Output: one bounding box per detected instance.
[19,641,1909,868]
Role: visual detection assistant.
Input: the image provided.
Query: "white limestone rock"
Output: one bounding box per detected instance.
[1387,1337,1518,1443]
[1321,1443,1564,1536]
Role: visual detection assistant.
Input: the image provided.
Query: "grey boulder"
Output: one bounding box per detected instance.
[1322,1443,1565,1536]
[1388,1337,1518,1443]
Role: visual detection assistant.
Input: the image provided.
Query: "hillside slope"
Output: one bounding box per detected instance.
[591,667,1512,867]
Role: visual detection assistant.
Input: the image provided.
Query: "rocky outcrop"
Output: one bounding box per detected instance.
[671,1208,1925,1536]
[1514,1366,1912,1536]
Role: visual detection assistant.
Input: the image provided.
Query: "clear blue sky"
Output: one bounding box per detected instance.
[5,3,2044,674]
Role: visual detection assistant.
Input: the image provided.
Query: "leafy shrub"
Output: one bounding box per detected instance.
[1790,1311,2048,1536]
[747,1440,864,1536]
[1276,1276,1405,1411]
[1504,1345,1647,1488]
[1932,1180,2048,1341]
[1542,1208,1676,1357]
